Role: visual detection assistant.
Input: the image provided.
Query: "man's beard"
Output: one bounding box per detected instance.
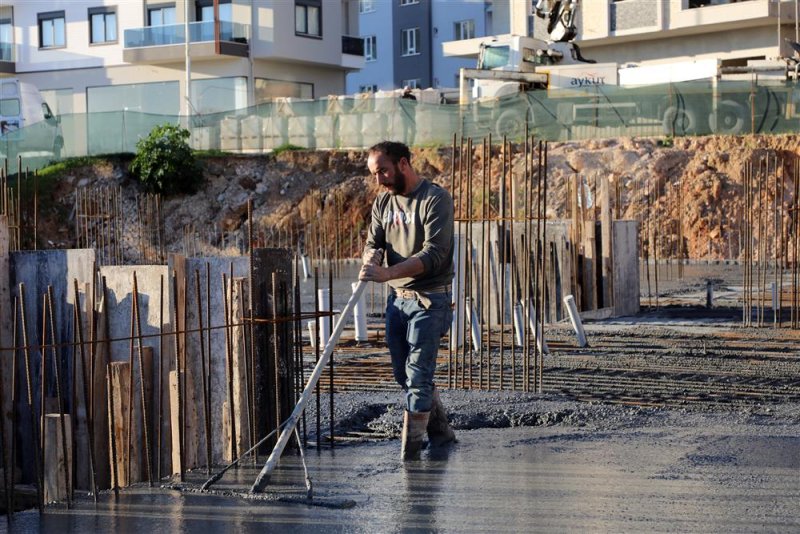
[391,164,406,195]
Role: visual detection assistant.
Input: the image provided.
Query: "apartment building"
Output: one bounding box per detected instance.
[448,0,799,70]
[0,0,365,118]
[346,0,488,94]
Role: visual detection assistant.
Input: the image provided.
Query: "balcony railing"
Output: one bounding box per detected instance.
[124,21,249,48]
[342,35,365,56]
[0,42,13,62]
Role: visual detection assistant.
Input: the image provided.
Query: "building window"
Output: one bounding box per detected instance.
[39,11,66,49]
[359,84,378,93]
[295,0,322,37]
[359,0,375,13]
[401,78,420,89]
[255,78,314,102]
[196,0,232,22]
[148,5,176,26]
[454,19,475,41]
[401,27,419,56]
[400,0,419,5]
[0,19,12,62]
[364,35,377,61]
[89,8,117,44]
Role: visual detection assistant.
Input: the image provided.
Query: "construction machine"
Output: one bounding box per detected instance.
[457,0,800,138]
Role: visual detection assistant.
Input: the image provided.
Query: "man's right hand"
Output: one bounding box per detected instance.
[362,248,384,266]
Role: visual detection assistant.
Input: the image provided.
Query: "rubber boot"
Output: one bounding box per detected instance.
[427,386,456,448]
[401,410,430,461]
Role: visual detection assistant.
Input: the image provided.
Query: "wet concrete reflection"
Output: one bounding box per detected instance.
[5,418,800,533]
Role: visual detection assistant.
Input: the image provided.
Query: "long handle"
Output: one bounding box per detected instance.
[250,280,367,493]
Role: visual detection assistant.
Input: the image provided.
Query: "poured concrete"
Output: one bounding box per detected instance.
[8,394,800,532]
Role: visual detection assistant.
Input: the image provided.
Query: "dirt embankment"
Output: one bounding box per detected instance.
[35,134,800,261]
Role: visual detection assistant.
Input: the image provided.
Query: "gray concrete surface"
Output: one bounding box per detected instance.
[7,394,800,532]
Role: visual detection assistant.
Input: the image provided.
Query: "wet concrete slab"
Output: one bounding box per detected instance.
[7,405,800,533]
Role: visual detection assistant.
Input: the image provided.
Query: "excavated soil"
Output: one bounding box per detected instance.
[32,134,800,262]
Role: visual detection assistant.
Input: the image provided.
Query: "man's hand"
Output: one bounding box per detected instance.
[359,263,390,283]
[362,247,384,266]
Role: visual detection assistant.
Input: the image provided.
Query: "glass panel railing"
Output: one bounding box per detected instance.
[125,21,250,47]
[188,21,249,43]
[0,42,13,62]
[124,23,185,48]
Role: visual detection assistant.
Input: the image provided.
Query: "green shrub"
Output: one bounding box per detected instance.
[130,123,202,195]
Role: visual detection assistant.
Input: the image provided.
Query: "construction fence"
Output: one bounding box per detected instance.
[4,78,800,174]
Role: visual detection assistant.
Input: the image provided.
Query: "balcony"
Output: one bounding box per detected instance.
[123,21,249,64]
[0,42,14,74]
[341,35,365,70]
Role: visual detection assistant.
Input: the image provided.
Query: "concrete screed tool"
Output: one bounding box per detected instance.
[249,280,368,493]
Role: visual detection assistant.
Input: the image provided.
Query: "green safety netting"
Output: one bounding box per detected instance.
[3,78,800,174]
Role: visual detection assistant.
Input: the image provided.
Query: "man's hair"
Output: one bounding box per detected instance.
[368,141,411,165]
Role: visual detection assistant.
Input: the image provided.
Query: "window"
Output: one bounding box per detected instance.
[454,19,475,41]
[359,84,378,93]
[89,7,117,44]
[255,78,314,102]
[364,35,376,61]
[148,5,176,26]
[196,0,232,22]
[401,79,419,89]
[401,27,419,56]
[359,0,375,13]
[400,0,419,5]
[38,11,66,49]
[295,0,321,37]
[0,19,12,61]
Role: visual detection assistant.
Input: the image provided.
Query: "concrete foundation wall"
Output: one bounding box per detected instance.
[9,249,96,484]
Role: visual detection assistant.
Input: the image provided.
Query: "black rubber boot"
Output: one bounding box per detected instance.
[401,410,430,461]
[427,386,456,448]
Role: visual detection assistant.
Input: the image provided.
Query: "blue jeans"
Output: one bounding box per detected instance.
[385,291,453,412]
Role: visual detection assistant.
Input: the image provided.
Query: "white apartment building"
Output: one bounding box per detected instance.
[0,0,364,118]
[446,0,800,70]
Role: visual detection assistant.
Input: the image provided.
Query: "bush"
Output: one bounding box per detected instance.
[130,123,202,195]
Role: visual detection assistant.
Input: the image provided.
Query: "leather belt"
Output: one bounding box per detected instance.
[393,285,451,308]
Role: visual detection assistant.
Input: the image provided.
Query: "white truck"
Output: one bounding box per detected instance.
[0,78,63,165]
[458,0,800,139]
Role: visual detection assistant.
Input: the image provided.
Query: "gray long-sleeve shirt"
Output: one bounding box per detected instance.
[365,179,454,291]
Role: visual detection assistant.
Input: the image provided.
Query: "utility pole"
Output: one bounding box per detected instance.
[185,0,192,121]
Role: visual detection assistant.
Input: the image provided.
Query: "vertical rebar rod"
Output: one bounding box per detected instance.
[171,271,184,481]
[157,274,165,481]
[193,269,212,476]
[132,274,154,486]
[247,199,258,463]
[272,273,282,450]
[73,279,98,501]
[328,267,334,446]
[223,271,237,461]
[18,284,44,512]
[314,268,321,448]
[45,288,72,506]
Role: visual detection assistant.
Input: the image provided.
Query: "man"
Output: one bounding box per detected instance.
[359,141,456,460]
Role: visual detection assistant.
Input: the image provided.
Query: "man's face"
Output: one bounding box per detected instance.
[368,151,406,195]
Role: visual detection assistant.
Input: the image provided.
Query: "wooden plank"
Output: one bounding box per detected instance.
[169,370,182,477]
[108,362,130,488]
[600,174,613,309]
[42,414,72,503]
